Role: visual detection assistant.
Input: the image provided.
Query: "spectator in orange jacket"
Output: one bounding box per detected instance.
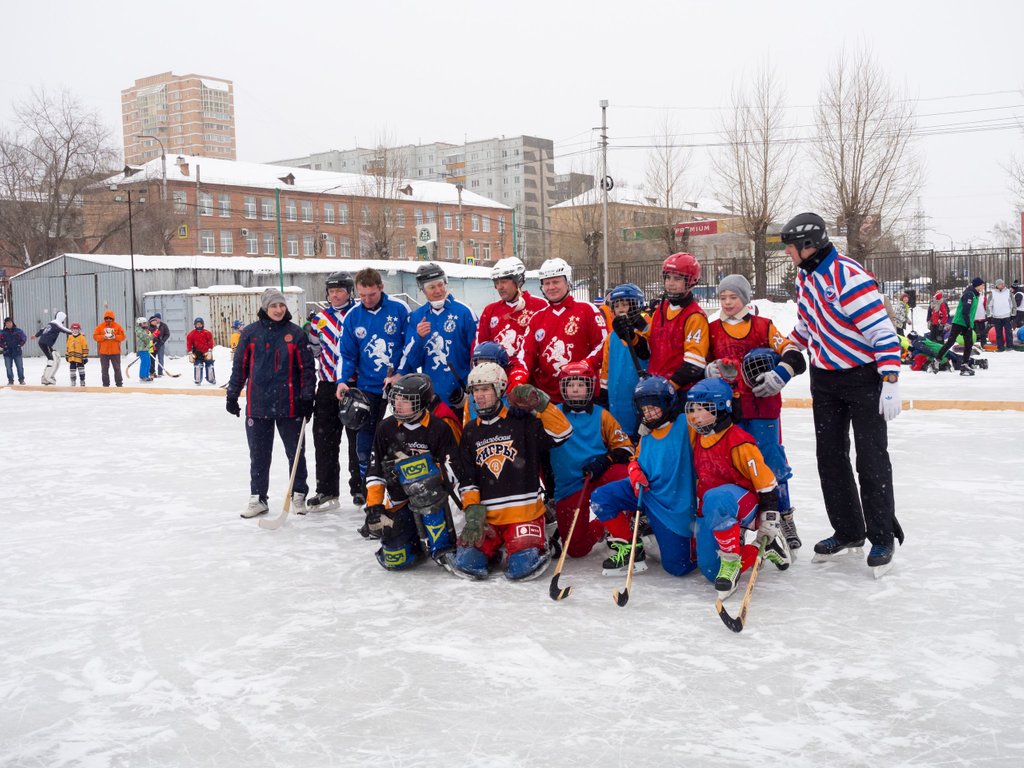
[92,311,126,387]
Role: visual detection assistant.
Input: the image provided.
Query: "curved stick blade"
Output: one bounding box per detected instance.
[715,599,744,633]
[549,574,573,601]
[613,587,630,607]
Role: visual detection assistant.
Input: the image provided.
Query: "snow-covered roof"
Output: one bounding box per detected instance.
[551,185,733,215]
[143,285,304,296]
[14,252,523,281]
[103,156,510,210]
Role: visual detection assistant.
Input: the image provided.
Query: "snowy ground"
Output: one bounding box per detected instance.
[3,311,1024,767]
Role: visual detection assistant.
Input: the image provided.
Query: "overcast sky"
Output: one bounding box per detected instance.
[2,0,1022,247]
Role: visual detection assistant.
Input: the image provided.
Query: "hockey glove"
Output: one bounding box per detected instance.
[447,385,466,410]
[627,459,648,495]
[225,397,241,417]
[708,357,739,382]
[188,351,196,364]
[459,504,490,547]
[508,384,550,412]
[751,365,792,398]
[879,379,901,422]
[704,360,724,379]
[364,504,388,538]
[582,454,612,480]
[612,313,636,342]
[297,399,315,420]
[758,509,782,541]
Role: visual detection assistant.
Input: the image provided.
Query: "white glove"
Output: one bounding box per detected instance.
[879,379,901,421]
[704,361,723,379]
[758,509,781,541]
[752,369,789,398]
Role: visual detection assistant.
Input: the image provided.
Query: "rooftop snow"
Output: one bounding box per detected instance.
[552,185,732,214]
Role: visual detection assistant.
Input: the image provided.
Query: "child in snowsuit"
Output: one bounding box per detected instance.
[66,323,89,386]
[230,320,242,357]
[927,292,949,342]
[684,378,791,597]
[705,274,806,550]
[549,361,635,559]
[589,375,699,577]
[453,362,573,581]
[134,317,153,381]
[187,317,216,385]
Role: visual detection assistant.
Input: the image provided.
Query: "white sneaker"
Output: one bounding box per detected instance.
[291,492,307,516]
[241,495,269,518]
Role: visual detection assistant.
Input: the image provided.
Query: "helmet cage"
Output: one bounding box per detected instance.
[740,348,782,389]
[389,374,433,423]
[558,368,597,409]
[467,362,508,418]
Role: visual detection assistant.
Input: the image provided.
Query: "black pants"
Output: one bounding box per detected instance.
[991,317,1012,350]
[936,323,973,368]
[355,392,388,488]
[245,416,308,500]
[809,365,897,546]
[39,344,54,360]
[312,380,361,497]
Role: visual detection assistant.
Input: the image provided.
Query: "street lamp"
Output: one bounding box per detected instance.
[136,134,166,201]
[110,182,145,347]
[456,183,464,263]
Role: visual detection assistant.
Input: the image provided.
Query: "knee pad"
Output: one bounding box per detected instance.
[418,507,455,557]
[505,548,550,581]
[375,541,420,571]
[454,546,490,579]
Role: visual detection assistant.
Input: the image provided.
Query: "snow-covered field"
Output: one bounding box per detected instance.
[3,306,1024,767]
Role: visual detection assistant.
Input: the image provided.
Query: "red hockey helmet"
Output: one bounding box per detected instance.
[662,252,701,288]
[557,360,599,409]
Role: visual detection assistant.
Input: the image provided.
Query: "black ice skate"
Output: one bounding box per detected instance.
[867,543,895,579]
[811,535,865,563]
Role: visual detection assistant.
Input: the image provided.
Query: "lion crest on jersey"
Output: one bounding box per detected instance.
[495,327,519,357]
[366,336,391,371]
[425,334,450,371]
[541,338,574,373]
[477,438,518,478]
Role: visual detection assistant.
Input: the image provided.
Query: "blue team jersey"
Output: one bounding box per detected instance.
[606,338,645,435]
[339,294,409,394]
[637,419,696,537]
[550,406,607,502]
[398,295,477,403]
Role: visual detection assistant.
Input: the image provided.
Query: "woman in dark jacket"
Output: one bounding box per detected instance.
[1,317,28,385]
[226,288,316,519]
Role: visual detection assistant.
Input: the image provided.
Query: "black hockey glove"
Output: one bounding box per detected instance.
[297,399,314,420]
[612,313,636,342]
[447,385,466,411]
[225,397,241,417]
[582,454,612,480]
[364,504,387,538]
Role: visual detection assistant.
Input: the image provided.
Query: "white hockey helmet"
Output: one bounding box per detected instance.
[467,362,508,418]
[491,256,526,286]
[136,316,148,325]
[538,258,572,283]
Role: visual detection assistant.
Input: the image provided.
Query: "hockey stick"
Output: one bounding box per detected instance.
[549,474,592,601]
[715,536,767,633]
[258,417,309,530]
[612,487,644,607]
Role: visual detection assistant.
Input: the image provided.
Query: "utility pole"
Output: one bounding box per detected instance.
[600,100,610,294]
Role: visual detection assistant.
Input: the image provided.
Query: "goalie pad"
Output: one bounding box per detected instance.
[394,454,448,511]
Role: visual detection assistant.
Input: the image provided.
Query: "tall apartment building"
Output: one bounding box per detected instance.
[274,135,555,265]
[121,72,236,165]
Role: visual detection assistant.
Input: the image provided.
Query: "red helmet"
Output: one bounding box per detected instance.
[662,252,701,287]
[558,360,599,408]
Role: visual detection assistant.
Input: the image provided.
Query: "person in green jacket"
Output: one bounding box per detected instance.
[936,278,984,375]
[134,317,154,381]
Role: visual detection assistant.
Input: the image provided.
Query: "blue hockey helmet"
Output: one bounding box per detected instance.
[632,375,676,429]
[740,347,782,389]
[471,341,511,369]
[608,283,646,321]
[193,317,204,327]
[232,319,242,329]
[685,379,733,435]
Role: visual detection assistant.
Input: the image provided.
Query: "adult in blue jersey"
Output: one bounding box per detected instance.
[335,268,409,522]
[398,262,477,406]
[767,212,904,573]
[308,271,361,511]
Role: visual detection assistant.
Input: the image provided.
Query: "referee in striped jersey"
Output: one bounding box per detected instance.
[752,213,904,572]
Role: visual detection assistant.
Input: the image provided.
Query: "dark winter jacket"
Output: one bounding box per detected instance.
[952,285,979,327]
[1,324,27,357]
[227,308,315,419]
[36,312,71,348]
[151,321,170,350]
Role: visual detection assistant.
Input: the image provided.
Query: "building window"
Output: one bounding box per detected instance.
[301,200,313,222]
[339,203,349,224]
[245,230,258,255]
[472,241,481,261]
[263,233,275,255]
[199,192,213,216]
[426,209,435,224]
[482,242,491,261]
[287,235,299,256]
[414,208,423,226]
[471,214,480,232]
[303,235,315,257]
[244,196,256,219]
[482,215,490,233]
[445,241,454,260]
[324,203,334,224]
[398,240,407,259]
[455,214,462,231]
[220,230,233,254]
[498,215,505,234]
[218,194,231,217]
[361,206,370,225]
[285,199,297,222]
[172,190,187,214]
[444,212,453,230]
[340,237,351,258]
[325,235,336,257]
[200,229,215,253]
[261,198,274,220]
[395,209,405,228]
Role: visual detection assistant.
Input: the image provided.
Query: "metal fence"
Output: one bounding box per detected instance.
[570,248,1024,308]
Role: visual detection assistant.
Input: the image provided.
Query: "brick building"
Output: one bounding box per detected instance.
[83,157,513,264]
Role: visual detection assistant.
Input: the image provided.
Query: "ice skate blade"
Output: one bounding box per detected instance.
[602,559,649,577]
[811,546,864,563]
[307,500,340,512]
[871,562,894,579]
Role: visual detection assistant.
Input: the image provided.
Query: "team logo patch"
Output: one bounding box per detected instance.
[824,287,838,302]
[514,523,543,539]
[490,316,499,328]
[384,315,398,335]
[316,317,328,330]
[284,334,293,342]
[443,314,457,333]
[535,328,546,342]
[565,315,579,336]
[355,326,367,339]
[476,439,518,477]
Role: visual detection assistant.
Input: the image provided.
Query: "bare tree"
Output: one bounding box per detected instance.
[712,64,796,298]
[813,47,921,260]
[990,218,1021,248]
[0,88,119,266]
[359,131,409,259]
[644,115,692,255]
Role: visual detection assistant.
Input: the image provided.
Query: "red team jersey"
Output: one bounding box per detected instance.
[643,301,709,390]
[509,295,608,401]
[692,424,776,507]
[708,314,789,420]
[476,291,548,360]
